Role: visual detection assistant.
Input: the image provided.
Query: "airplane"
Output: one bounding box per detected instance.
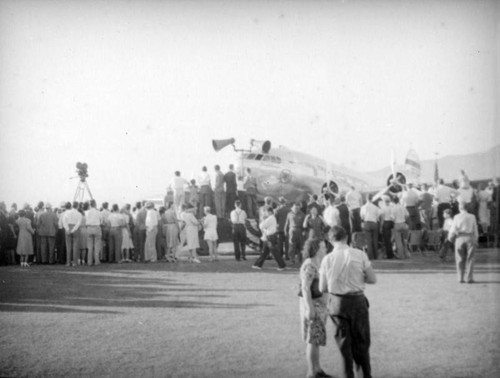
[212,138,415,204]
[213,138,418,249]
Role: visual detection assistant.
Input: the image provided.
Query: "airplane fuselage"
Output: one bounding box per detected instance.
[235,144,375,203]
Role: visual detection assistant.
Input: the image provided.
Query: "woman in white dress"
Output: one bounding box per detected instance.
[120,208,134,262]
[202,206,218,261]
[180,204,200,263]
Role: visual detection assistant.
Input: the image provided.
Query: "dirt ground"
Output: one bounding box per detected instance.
[1,248,499,378]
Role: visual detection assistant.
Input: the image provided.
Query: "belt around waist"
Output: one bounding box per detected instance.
[86,224,101,227]
[330,291,364,297]
[457,233,474,237]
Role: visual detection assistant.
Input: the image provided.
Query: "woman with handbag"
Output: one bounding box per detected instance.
[299,238,332,378]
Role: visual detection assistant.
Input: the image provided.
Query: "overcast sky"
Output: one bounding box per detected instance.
[1,0,499,206]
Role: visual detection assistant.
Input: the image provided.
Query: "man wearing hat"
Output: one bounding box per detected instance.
[448,198,479,283]
[37,203,59,264]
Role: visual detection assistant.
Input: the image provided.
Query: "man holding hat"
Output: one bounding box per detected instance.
[448,198,479,283]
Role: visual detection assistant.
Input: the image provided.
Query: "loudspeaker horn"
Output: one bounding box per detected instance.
[212,138,236,152]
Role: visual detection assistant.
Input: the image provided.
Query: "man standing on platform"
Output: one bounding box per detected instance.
[213,165,226,219]
[448,199,479,284]
[198,166,212,217]
[224,164,238,217]
[319,226,376,378]
[170,171,189,213]
[243,168,258,219]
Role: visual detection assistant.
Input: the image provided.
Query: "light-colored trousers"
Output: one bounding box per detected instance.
[86,225,102,265]
[393,223,409,259]
[145,226,158,262]
[455,235,476,282]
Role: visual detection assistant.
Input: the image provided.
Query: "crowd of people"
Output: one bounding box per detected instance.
[1,166,498,271]
[0,198,224,267]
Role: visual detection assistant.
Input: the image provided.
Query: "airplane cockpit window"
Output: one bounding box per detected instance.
[246,153,256,160]
[255,154,264,161]
[262,155,270,162]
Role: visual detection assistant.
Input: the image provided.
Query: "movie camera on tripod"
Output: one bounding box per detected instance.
[73,162,94,202]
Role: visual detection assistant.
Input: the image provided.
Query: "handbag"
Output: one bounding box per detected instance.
[297,277,323,299]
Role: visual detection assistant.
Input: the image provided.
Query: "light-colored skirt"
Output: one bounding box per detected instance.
[122,228,134,249]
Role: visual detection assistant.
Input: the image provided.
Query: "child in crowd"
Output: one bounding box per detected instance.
[203,206,219,261]
[438,209,454,262]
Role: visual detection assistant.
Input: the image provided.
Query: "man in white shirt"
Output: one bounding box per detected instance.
[319,226,376,378]
[360,194,381,260]
[346,186,363,232]
[85,199,103,266]
[62,201,83,266]
[252,206,286,270]
[448,199,479,283]
[170,171,189,213]
[230,200,247,261]
[144,202,160,263]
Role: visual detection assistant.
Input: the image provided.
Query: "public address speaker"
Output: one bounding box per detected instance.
[212,138,236,152]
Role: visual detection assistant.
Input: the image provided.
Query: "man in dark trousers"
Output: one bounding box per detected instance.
[319,226,376,378]
[230,200,247,261]
[224,164,238,217]
[275,197,290,260]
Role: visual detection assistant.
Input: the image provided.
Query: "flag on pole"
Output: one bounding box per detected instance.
[434,159,439,183]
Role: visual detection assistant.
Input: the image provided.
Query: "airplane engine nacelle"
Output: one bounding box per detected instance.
[250,139,271,154]
[386,172,407,194]
[322,180,339,196]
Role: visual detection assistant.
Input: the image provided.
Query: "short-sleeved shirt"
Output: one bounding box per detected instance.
[319,245,371,295]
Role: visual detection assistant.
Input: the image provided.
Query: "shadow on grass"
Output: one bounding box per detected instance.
[0,267,273,314]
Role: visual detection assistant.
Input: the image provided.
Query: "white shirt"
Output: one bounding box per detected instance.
[198,171,211,186]
[62,208,83,232]
[230,209,247,225]
[145,209,160,230]
[435,185,455,204]
[346,190,363,210]
[360,202,380,223]
[457,187,473,204]
[448,211,478,241]
[323,205,340,227]
[392,203,409,223]
[402,188,420,207]
[319,244,372,295]
[259,214,277,236]
[85,207,103,226]
[171,176,189,192]
[443,218,453,232]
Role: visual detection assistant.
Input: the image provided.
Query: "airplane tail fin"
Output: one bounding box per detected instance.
[404,149,421,181]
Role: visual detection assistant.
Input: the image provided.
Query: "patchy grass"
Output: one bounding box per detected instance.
[0,249,499,377]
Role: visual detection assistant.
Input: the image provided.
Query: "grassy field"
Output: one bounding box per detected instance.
[1,248,499,378]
